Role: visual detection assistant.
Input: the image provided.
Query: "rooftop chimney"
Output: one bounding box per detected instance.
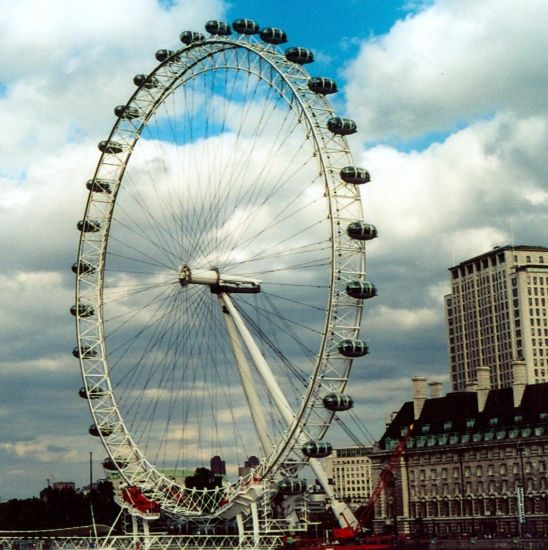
[465,381,478,393]
[512,359,527,408]
[412,376,427,420]
[428,380,443,399]
[476,366,490,413]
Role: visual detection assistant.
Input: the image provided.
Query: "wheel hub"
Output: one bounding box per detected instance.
[178,265,261,294]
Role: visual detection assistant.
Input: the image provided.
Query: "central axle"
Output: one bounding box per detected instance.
[178,265,261,294]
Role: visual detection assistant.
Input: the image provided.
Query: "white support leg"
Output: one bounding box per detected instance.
[251,501,260,547]
[220,298,273,457]
[220,293,359,531]
[236,513,245,545]
[131,515,139,548]
[142,518,151,550]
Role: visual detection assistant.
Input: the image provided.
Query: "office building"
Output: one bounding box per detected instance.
[325,446,373,507]
[445,245,548,391]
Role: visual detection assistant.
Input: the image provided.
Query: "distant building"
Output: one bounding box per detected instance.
[51,481,76,491]
[445,245,548,391]
[210,455,226,476]
[238,455,260,477]
[371,376,548,537]
[325,446,373,507]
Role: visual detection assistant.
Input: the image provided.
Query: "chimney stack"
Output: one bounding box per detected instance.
[428,380,443,399]
[412,376,427,420]
[512,359,527,408]
[476,366,490,412]
[465,381,478,392]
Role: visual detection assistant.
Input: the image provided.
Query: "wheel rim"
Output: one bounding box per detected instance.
[75,32,366,519]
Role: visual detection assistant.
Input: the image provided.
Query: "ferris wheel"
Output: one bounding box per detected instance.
[72,18,377,529]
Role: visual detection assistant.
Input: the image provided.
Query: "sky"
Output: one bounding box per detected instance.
[0,0,547,500]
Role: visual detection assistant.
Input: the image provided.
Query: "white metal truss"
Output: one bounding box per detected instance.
[74,25,372,527]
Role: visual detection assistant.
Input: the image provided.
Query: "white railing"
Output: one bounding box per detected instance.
[0,534,285,550]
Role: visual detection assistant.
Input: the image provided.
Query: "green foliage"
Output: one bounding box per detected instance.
[0,481,119,531]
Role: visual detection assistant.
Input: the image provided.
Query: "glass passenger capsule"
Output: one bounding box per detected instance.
[232,19,260,35]
[86,179,112,194]
[155,49,176,62]
[70,304,95,317]
[71,261,96,275]
[205,20,232,35]
[72,345,97,359]
[285,47,314,64]
[259,27,287,44]
[179,31,205,45]
[277,478,307,494]
[301,440,333,458]
[133,74,159,88]
[114,105,141,120]
[98,140,124,154]
[346,221,378,241]
[322,393,354,411]
[79,386,107,399]
[340,166,370,184]
[346,281,377,300]
[77,219,101,233]
[89,423,114,437]
[308,77,338,95]
[102,457,129,471]
[338,339,369,357]
[327,117,357,136]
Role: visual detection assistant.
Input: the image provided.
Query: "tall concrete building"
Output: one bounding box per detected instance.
[445,245,548,391]
[325,446,373,507]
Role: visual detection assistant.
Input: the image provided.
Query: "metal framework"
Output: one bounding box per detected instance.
[73,21,373,529]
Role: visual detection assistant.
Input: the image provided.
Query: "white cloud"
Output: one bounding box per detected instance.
[370,304,440,331]
[345,0,548,140]
[362,112,547,262]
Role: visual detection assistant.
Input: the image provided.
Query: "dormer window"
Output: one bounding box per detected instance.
[443,421,453,431]
[489,417,499,427]
[466,418,475,429]
[421,424,430,434]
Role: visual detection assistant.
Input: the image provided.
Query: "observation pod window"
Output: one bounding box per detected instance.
[308,77,338,95]
[232,19,260,35]
[98,140,124,154]
[102,457,129,471]
[260,27,287,44]
[322,392,354,411]
[302,440,333,458]
[114,105,140,120]
[277,478,307,494]
[133,74,159,89]
[327,117,357,136]
[346,281,377,300]
[71,261,96,275]
[180,31,206,45]
[338,339,368,357]
[86,179,112,194]
[205,20,232,35]
[77,219,101,233]
[346,221,378,241]
[70,304,95,317]
[285,47,314,64]
[79,386,107,400]
[155,49,176,62]
[340,166,370,185]
[89,423,114,437]
[72,345,97,359]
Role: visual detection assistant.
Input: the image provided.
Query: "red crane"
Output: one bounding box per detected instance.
[332,423,414,541]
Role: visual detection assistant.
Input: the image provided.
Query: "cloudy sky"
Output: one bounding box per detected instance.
[1,0,547,500]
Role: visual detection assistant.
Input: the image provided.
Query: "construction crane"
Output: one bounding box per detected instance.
[332,424,414,541]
